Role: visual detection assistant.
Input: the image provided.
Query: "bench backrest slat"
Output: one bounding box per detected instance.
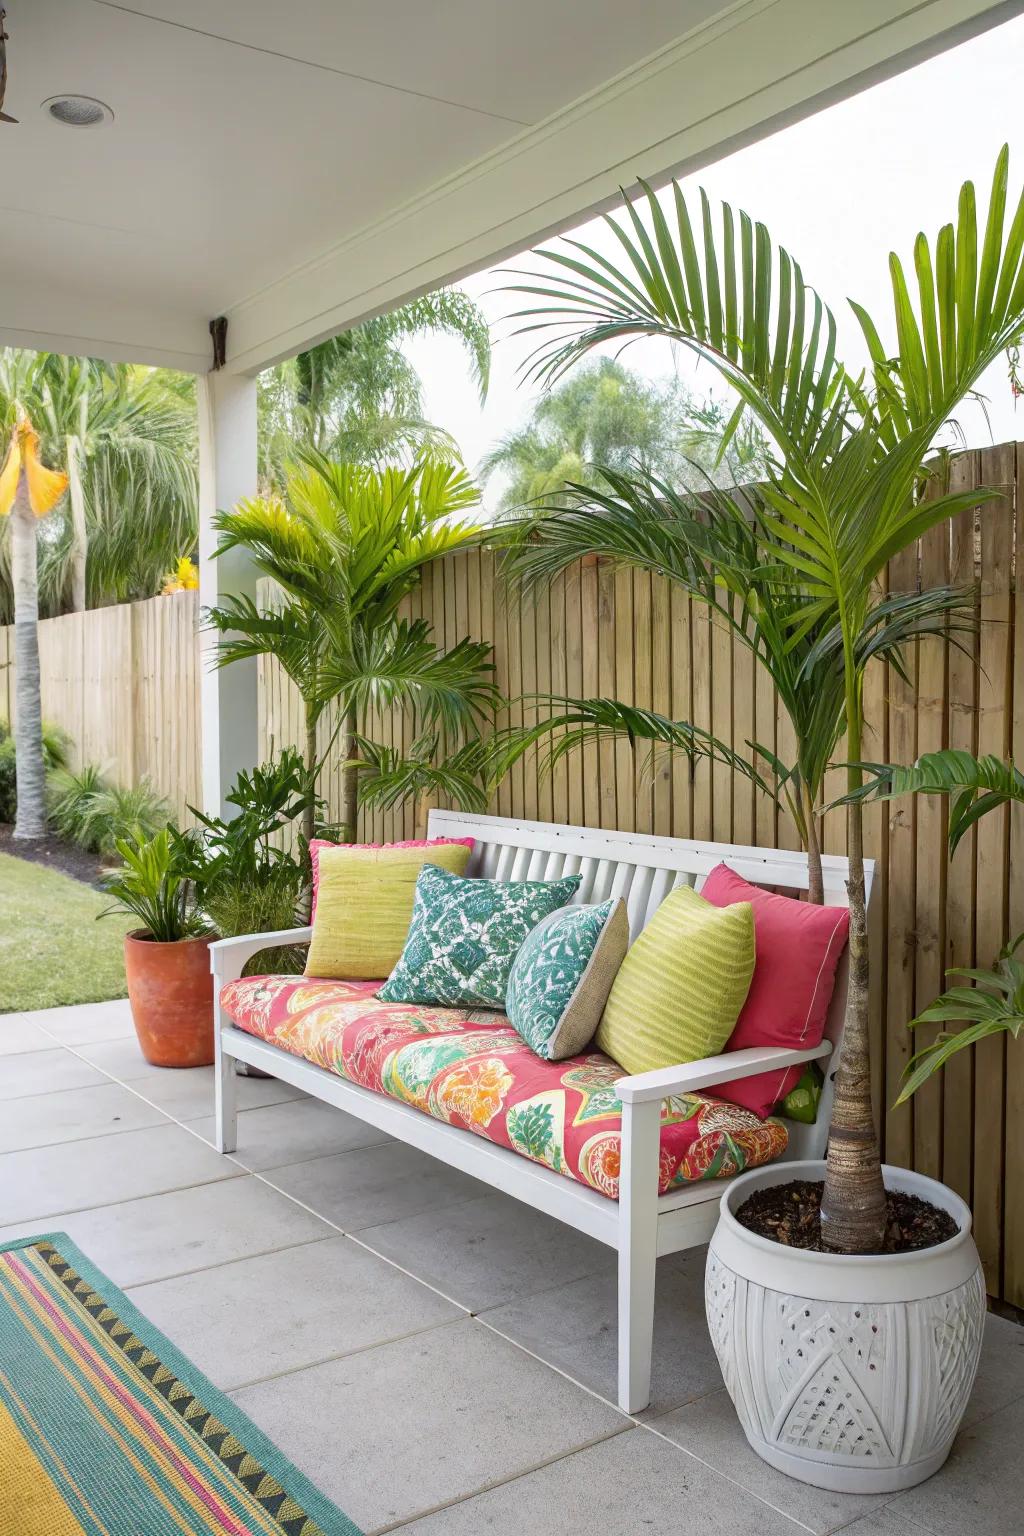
[429,810,874,1162]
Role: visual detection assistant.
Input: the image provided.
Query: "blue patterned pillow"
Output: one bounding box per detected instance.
[377,863,582,1009]
[506,898,629,1060]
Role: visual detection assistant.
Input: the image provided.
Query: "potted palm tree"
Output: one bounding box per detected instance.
[505,148,1024,1490]
[101,827,214,1068]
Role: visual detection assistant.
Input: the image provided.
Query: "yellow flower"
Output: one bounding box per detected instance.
[161,556,199,594]
[0,415,69,519]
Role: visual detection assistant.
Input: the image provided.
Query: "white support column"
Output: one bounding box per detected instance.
[197,370,259,820]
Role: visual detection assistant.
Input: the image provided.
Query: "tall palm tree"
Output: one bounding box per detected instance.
[207,450,497,844]
[481,357,762,513]
[502,466,970,904]
[503,147,1024,1253]
[259,289,491,486]
[0,416,68,837]
[0,351,198,619]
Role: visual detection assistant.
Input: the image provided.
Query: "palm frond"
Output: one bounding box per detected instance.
[330,620,497,731]
[505,178,851,467]
[844,749,1024,853]
[354,733,497,815]
[897,932,1024,1101]
[496,694,772,796]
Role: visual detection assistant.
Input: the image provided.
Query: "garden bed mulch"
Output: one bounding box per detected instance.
[0,825,112,887]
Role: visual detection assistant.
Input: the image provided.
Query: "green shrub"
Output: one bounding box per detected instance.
[84,779,171,854]
[0,719,74,825]
[48,763,109,846]
[47,767,170,855]
[172,748,312,974]
[0,734,16,823]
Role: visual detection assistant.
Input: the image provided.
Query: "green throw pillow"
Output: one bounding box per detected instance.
[596,883,755,1077]
[378,863,582,1009]
[506,898,629,1061]
[779,1061,824,1123]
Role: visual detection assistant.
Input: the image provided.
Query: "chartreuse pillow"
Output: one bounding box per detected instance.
[506,898,629,1060]
[305,841,473,981]
[378,863,582,1009]
[596,884,755,1077]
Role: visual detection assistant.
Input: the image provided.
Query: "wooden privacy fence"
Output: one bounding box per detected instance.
[0,591,201,825]
[261,442,1024,1310]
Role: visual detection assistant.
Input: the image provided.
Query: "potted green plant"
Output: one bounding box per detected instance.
[101,827,213,1068]
[505,149,1024,1491]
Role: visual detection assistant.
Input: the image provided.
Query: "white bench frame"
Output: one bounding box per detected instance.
[210,810,872,1414]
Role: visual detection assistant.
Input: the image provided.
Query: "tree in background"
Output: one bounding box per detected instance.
[0,351,197,620]
[258,289,491,486]
[0,416,69,837]
[481,357,763,512]
[206,449,497,845]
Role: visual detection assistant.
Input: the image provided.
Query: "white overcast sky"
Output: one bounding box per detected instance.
[401,10,1024,509]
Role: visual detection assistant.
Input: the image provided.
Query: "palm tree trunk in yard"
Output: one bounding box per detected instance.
[66,435,87,613]
[11,474,47,840]
[819,682,887,1252]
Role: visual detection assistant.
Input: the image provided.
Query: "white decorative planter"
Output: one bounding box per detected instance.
[705,1160,986,1494]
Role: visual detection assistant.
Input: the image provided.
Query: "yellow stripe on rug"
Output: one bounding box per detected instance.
[0,1396,90,1536]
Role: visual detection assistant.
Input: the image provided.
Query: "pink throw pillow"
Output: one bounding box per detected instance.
[309,837,474,921]
[699,863,850,1118]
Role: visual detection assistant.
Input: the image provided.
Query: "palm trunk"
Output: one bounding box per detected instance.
[303,703,318,846]
[338,702,359,844]
[802,779,824,906]
[11,475,48,840]
[819,673,887,1252]
[66,435,87,613]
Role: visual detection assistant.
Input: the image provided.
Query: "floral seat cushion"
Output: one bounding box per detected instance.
[220,975,788,1200]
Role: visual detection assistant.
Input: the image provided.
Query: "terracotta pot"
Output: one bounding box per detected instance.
[123,930,215,1068]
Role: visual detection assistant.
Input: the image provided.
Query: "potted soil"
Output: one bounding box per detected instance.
[706,1161,984,1493]
[102,828,214,1068]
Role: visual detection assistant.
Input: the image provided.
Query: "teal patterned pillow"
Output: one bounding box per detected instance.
[506,898,629,1060]
[378,863,582,1009]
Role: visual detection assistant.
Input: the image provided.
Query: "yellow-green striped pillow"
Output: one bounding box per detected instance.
[305,842,473,980]
[596,884,755,1076]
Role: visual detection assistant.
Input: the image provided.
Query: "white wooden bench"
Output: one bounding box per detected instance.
[210,811,869,1414]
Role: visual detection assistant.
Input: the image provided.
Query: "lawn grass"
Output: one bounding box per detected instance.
[0,850,133,1013]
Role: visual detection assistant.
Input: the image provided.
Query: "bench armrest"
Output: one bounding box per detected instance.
[209,927,313,983]
[615,1040,832,1105]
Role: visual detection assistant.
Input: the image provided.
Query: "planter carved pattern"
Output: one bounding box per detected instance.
[706,1162,987,1493]
[706,1254,985,1471]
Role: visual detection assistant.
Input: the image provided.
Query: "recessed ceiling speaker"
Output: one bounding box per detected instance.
[42,95,114,128]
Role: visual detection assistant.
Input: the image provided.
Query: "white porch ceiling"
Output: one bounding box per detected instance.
[1,0,1021,374]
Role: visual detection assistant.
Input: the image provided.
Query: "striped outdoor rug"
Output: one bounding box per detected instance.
[0,1234,361,1536]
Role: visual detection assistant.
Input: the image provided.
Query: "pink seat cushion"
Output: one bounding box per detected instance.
[700,863,850,1118]
[220,974,788,1199]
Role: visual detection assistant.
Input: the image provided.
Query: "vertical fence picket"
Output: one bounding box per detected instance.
[944,455,981,1206]
[973,445,1014,1293]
